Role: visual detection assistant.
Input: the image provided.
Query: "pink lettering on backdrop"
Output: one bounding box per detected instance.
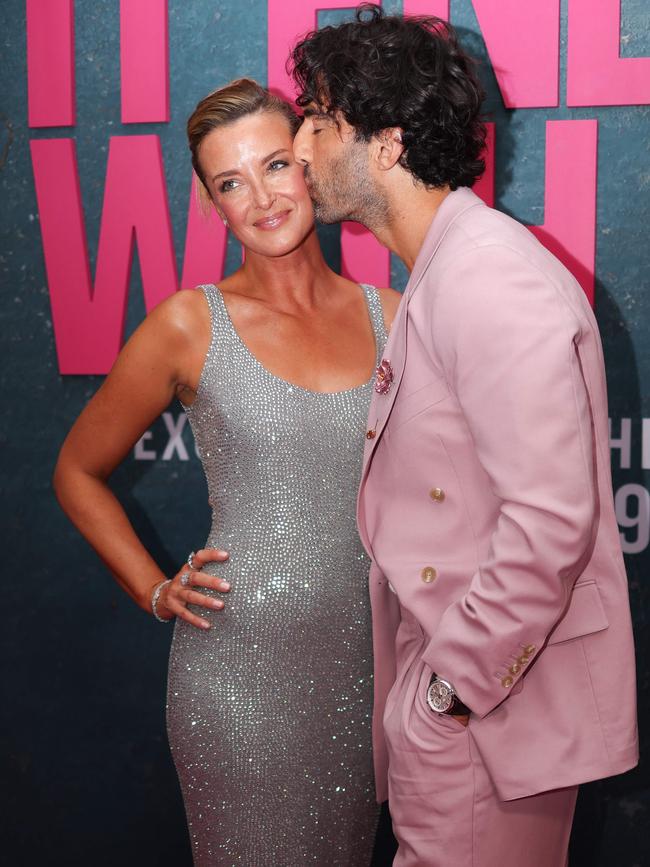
[26,0,75,127]
[529,120,598,304]
[404,1,560,108]
[402,1,449,19]
[568,0,650,106]
[120,0,170,123]
[469,0,559,107]
[181,175,229,289]
[30,136,177,374]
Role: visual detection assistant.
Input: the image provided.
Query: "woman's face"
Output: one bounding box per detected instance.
[198,110,314,258]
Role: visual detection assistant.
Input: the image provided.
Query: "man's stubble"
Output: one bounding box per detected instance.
[305,141,390,233]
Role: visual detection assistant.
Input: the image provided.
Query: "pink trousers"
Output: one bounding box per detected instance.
[384,612,578,867]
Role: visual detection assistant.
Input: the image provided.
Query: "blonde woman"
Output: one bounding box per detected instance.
[54,79,400,865]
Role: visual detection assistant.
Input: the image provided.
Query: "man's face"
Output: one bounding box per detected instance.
[293,107,389,229]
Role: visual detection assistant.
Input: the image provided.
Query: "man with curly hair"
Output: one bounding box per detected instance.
[292,4,638,866]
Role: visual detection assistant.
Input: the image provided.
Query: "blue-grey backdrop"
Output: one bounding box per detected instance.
[1,1,648,864]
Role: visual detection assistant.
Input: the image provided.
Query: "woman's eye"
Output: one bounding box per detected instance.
[268,160,289,171]
[220,178,239,193]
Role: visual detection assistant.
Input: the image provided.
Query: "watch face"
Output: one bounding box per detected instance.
[427,678,454,713]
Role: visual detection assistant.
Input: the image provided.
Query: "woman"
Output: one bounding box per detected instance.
[54,79,400,865]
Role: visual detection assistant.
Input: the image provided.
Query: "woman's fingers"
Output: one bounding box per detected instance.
[185,548,231,592]
[190,547,229,569]
[169,575,225,606]
[191,571,231,593]
[178,568,230,594]
[164,590,212,630]
[185,589,225,611]
[160,551,231,630]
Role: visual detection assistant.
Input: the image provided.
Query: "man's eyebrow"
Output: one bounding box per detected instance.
[302,106,330,119]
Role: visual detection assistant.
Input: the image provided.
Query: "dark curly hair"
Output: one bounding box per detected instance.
[290,3,486,190]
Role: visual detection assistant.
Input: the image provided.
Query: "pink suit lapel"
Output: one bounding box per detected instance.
[357,187,484,557]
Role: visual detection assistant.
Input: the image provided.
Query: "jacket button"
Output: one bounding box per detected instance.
[429,487,445,502]
[421,566,437,583]
[365,429,376,439]
[501,676,514,688]
[523,644,536,656]
[509,662,521,675]
[517,655,528,666]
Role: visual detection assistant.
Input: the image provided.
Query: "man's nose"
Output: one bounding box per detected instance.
[293,123,311,166]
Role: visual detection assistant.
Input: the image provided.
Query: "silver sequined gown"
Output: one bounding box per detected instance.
[166,284,387,866]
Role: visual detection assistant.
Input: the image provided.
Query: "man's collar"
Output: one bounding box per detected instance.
[406,187,484,295]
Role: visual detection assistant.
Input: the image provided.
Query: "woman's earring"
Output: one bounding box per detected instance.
[222,217,229,227]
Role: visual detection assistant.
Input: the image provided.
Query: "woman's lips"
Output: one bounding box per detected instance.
[253,210,291,230]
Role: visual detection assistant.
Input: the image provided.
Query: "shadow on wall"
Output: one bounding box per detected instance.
[569,281,648,867]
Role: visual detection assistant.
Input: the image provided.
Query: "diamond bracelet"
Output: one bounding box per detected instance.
[151,579,173,622]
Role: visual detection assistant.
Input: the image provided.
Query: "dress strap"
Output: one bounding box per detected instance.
[197,283,224,330]
[360,284,389,364]
[197,283,243,349]
[191,283,245,384]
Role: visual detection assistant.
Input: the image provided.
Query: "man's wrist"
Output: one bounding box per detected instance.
[427,673,471,716]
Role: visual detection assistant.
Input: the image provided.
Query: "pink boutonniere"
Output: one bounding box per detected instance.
[374,358,394,395]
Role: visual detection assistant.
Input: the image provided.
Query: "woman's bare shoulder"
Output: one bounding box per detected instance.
[149,287,210,337]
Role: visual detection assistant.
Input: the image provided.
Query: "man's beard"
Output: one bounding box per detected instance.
[305,146,390,231]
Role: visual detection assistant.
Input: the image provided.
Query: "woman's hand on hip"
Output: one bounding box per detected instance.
[157,548,230,629]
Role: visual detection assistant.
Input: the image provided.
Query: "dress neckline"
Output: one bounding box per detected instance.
[209,283,379,398]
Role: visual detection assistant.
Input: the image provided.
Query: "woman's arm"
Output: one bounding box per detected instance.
[53,289,229,628]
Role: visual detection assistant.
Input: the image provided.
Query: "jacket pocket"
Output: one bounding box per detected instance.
[547,580,609,645]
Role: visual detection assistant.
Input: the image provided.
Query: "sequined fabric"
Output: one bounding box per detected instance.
[166,284,387,866]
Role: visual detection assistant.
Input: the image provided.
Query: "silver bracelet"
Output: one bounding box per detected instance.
[151,579,173,622]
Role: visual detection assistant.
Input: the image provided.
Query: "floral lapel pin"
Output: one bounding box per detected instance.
[374,358,394,395]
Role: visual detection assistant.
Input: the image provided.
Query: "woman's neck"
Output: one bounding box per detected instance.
[232,229,336,312]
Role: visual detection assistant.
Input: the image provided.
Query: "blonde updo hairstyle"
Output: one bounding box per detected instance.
[187,78,301,212]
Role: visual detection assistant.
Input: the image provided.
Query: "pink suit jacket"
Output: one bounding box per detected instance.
[358,187,639,802]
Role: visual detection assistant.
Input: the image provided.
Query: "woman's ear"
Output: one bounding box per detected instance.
[372,127,405,172]
[212,201,226,224]
[210,196,228,228]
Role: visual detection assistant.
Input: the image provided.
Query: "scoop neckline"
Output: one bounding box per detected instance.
[206,283,379,398]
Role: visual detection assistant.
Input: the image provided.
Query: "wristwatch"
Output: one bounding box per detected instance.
[426,674,471,715]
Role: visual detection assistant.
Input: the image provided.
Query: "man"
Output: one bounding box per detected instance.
[291,5,638,866]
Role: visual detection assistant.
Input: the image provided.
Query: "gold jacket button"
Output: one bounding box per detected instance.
[421,566,437,583]
[523,644,536,656]
[501,676,514,688]
[509,662,521,675]
[517,655,528,666]
[429,487,446,502]
[365,429,376,440]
